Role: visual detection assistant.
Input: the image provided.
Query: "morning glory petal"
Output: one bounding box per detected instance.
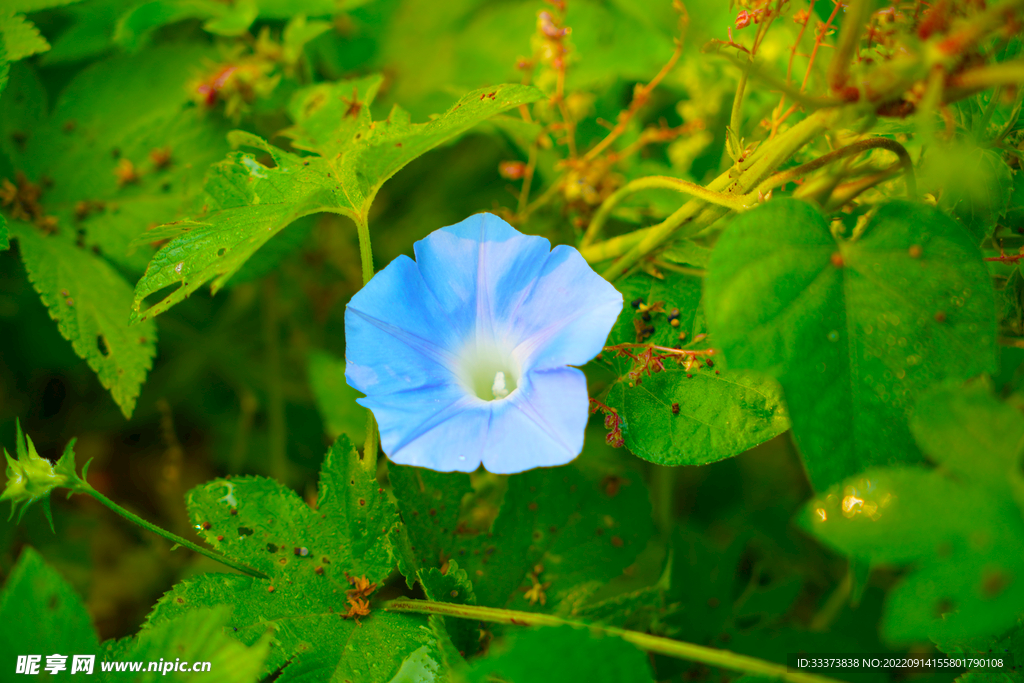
[510,245,624,370]
[345,255,462,397]
[413,213,552,342]
[345,212,620,473]
[482,367,589,474]
[358,382,488,472]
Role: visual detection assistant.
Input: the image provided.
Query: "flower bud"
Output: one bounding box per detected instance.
[2,423,79,528]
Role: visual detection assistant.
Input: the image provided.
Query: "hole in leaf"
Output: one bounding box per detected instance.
[217,248,226,257]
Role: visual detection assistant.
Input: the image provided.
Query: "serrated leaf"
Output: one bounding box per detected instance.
[147,437,443,682]
[11,224,157,418]
[308,349,367,445]
[603,271,788,466]
[802,383,1024,645]
[705,199,997,490]
[119,607,269,683]
[0,547,100,672]
[389,465,473,577]
[185,435,395,582]
[460,625,654,683]
[130,80,543,322]
[392,464,654,613]
[420,561,479,658]
[2,44,232,273]
[0,14,49,62]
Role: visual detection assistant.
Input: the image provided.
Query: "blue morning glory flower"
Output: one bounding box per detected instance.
[344,213,623,473]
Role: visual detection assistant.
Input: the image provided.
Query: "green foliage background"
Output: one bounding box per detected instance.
[1,0,1024,681]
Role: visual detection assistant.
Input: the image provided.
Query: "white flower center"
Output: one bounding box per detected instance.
[456,340,520,401]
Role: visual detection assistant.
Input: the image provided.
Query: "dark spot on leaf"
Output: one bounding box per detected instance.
[176,597,185,604]
[611,536,624,547]
[62,120,76,133]
[935,311,947,323]
[981,568,1011,598]
[358,498,366,506]
[528,502,538,511]
[830,252,844,268]
[97,335,110,357]
[707,597,720,608]
[238,526,253,536]
[230,508,238,516]
[217,248,226,257]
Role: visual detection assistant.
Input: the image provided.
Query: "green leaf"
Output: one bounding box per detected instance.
[185,435,396,583]
[0,14,49,62]
[147,437,445,682]
[926,144,1014,244]
[39,0,130,66]
[801,382,1024,644]
[116,607,269,683]
[131,79,543,322]
[11,224,157,418]
[705,199,997,490]
[419,560,479,658]
[115,0,258,48]
[0,215,7,252]
[603,271,789,465]
[389,465,473,577]
[381,0,675,117]
[308,348,366,445]
[4,44,232,273]
[391,464,654,612]
[660,240,712,268]
[460,625,654,683]
[0,547,99,672]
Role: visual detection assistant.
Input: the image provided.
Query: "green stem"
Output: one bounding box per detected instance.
[599,108,839,280]
[384,599,846,683]
[79,483,269,580]
[757,136,916,198]
[582,177,753,249]
[354,212,379,475]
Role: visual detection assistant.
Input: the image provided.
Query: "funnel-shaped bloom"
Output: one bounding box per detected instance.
[345,213,622,473]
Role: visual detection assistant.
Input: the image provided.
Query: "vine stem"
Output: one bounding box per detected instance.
[354,211,379,476]
[384,599,846,683]
[596,107,840,279]
[581,177,753,248]
[79,483,269,580]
